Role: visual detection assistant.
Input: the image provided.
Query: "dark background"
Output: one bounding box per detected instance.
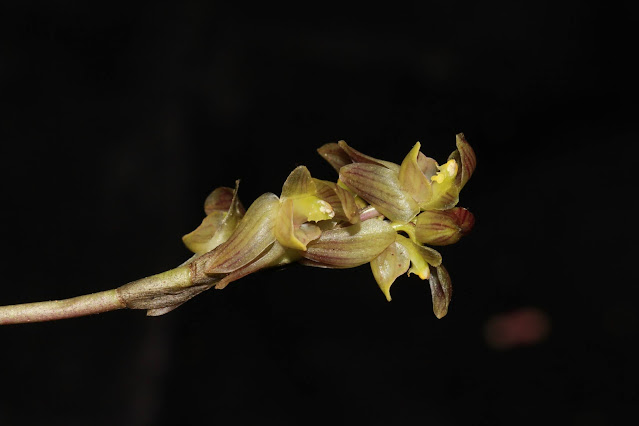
[1,1,636,425]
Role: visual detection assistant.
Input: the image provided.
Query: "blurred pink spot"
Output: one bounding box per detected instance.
[484,307,550,350]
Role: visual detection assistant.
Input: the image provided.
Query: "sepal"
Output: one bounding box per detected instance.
[415,207,475,246]
[340,163,419,223]
[370,241,410,301]
[429,265,452,319]
[301,219,396,268]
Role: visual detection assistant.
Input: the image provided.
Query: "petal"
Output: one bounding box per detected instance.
[337,141,400,172]
[448,133,476,190]
[339,163,419,223]
[281,166,335,224]
[398,142,433,205]
[274,199,322,250]
[281,165,316,199]
[183,181,245,254]
[182,210,226,254]
[429,264,452,319]
[317,142,353,172]
[302,219,396,268]
[419,159,460,210]
[370,241,410,301]
[201,193,280,274]
[313,178,353,222]
[335,184,360,224]
[396,235,442,279]
[204,183,246,216]
[415,207,475,246]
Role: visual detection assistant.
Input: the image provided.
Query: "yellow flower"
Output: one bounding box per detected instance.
[182,134,475,318]
[318,133,476,318]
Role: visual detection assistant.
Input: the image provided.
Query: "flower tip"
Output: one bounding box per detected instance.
[434,309,448,320]
[457,208,475,235]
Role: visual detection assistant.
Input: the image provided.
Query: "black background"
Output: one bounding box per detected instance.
[1,1,636,425]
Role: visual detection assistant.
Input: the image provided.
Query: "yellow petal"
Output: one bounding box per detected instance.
[420,159,460,210]
[398,142,434,205]
[182,210,226,254]
[370,241,410,301]
[395,235,442,279]
[281,165,316,199]
[281,166,334,225]
[183,181,245,254]
[274,198,323,251]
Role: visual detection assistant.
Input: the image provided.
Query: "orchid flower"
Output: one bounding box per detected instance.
[1,134,475,325]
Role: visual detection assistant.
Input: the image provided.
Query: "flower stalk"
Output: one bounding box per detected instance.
[1,133,476,325]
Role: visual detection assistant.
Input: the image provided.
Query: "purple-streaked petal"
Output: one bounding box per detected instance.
[415,207,475,246]
[214,241,300,289]
[448,133,476,190]
[337,141,400,172]
[340,163,419,223]
[204,183,245,216]
[201,193,280,274]
[317,142,353,173]
[302,219,396,268]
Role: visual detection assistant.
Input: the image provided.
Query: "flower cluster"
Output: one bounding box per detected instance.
[182,134,475,318]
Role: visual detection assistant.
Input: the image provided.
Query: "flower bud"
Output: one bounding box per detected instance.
[415,207,475,246]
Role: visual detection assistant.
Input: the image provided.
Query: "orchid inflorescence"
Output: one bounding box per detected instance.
[183,133,476,318]
[0,134,475,325]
